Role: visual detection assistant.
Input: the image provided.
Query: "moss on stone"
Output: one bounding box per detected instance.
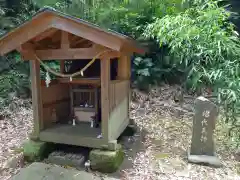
[89,145,124,173]
[23,140,54,162]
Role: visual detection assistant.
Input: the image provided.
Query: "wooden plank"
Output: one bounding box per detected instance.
[32,28,58,42]
[72,89,95,93]
[120,40,146,55]
[0,14,54,55]
[42,101,69,128]
[61,30,70,49]
[42,98,70,108]
[41,79,58,86]
[109,80,129,112]
[52,16,122,52]
[94,88,98,113]
[39,124,105,148]
[74,107,95,112]
[0,11,145,56]
[59,31,68,71]
[70,85,74,117]
[101,56,110,142]
[74,110,95,123]
[118,55,131,80]
[108,80,130,140]
[41,82,70,128]
[109,82,115,112]
[41,83,69,105]
[125,56,131,119]
[110,79,126,84]
[30,59,43,138]
[71,38,88,47]
[22,48,120,60]
[57,78,101,86]
[118,55,131,121]
[60,61,65,73]
[109,97,129,140]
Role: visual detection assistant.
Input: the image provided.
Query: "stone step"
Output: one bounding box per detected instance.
[12,162,119,180]
[46,151,87,169]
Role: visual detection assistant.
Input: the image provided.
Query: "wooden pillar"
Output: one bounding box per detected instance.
[118,55,131,80]
[101,56,110,142]
[60,61,65,73]
[118,55,131,120]
[30,59,43,139]
[61,30,70,49]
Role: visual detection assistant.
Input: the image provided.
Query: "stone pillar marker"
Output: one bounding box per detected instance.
[188,96,222,167]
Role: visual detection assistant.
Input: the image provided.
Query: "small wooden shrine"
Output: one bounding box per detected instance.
[0,8,145,149]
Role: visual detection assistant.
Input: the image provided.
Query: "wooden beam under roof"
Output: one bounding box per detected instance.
[21,47,120,60]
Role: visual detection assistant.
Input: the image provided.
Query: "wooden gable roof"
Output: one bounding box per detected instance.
[0,7,145,56]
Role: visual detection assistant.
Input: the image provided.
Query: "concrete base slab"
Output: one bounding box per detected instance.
[188,154,222,168]
[12,162,119,180]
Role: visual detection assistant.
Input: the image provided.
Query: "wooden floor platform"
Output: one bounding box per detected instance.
[39,123,105,148]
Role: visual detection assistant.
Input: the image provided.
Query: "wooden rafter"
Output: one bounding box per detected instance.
[33,41,58,50]
[71,38,87,47]
[52,16,122,51]
[32,28,58,42]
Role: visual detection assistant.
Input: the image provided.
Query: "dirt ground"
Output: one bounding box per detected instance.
[0,84,239,180]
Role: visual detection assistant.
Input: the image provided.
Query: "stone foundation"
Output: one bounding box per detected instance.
[89,145,124,173]
[23,140,53,162]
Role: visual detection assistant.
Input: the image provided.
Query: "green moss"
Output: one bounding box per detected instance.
[89,145,124,173]
[11,147,24,153]
[23,140,54,162]
[237,164,240,175]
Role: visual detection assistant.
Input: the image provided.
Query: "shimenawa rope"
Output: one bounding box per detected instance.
[32,49,111,78]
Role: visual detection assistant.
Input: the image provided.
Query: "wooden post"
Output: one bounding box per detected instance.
[60,61,65,73]
[30,59,43,139]
[101,56,110,142]
[61,30,70,49]
[118,55,131,120]
[118,55,131,80]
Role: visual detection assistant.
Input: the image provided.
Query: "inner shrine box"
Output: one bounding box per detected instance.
[0,7,146,149]
[70,85,100,124]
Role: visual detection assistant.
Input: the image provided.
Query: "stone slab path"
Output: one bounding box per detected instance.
[11,162,119,180]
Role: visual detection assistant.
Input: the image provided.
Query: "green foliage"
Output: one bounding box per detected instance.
[35,0,184,38]
[145,0,240,146]
[132,56,154,90]
[0,1,36,106]
[32,0,186,90]
[0,58,30,109]
[0,7,15,35]
[0,0,240,146]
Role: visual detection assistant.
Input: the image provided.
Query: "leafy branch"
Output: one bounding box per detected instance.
[144,0,240,145]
